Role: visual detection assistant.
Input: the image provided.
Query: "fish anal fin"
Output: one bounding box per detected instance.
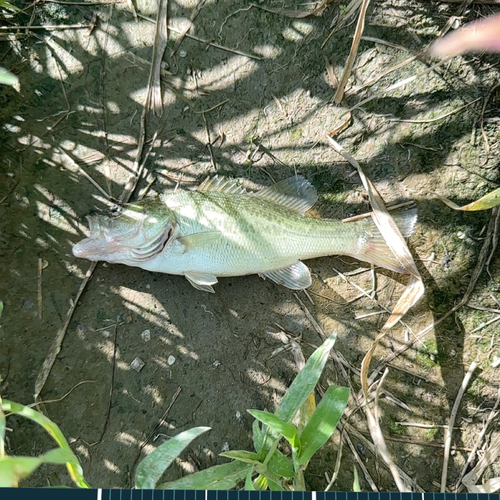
[255,176,318,215]
[198,176,247,195]
[178,231,221,253]
[185,271,218,293]
[260,261,312,290]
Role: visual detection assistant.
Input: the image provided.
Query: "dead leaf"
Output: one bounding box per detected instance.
[440,188,500,211]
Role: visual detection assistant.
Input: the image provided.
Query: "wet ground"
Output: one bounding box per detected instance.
[1,0,500,491]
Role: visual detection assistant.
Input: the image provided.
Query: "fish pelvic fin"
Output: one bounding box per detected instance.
[185,271,218,293]
[259,261,312,290]
[348,208,417,274]
[255,176,318,215]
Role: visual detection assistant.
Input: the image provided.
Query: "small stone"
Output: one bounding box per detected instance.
[212,360,221,368]
[130,357,145,372]
[141,329,151,342]
[492,356,500,368]
[167,355,176,365]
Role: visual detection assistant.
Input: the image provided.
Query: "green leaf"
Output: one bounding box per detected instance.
[0,300,3,319]
[260,333,338,454]
[158,461,250,490]
[0,68,18,86]
[248,410,300,450]
[1,399,89,488]
[276,332,337,424]
[135,426,210,489]
[245,468,256,490]
[440,188,500,211]
[353,465,361,492]
[0,456,42,487]
[253,474,267,490]
[252,418,265,454]
[268,479,285,491]
[220,450,260,464]
[42,447,80,465]
[0,403,5,457]
[267,449,294,478]
[0,0,21,12]
[297,385,349,465]
[253,462,284,485]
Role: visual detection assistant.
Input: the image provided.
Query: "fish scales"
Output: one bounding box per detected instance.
[73,176,417,293]
[157,190,361,276]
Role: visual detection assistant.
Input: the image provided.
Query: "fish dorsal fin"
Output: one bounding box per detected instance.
[255,176,317,215]
[198,176,247,195]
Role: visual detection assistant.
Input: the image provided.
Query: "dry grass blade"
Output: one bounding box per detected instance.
[254,0,332,19]
[170,0,207,57]
[148,0,169,116]
[456,388,500,491]
[325,56,352,136]
[333,0,370,103]
[440,188,500,211]
[327,136,420,280]
[462,434,500,492]
[327,136,423,492]
[58,147,111,200]
[441,361,477,492]
[34,262,98,401]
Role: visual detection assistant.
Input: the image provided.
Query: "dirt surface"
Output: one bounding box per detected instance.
[1,0,500,492]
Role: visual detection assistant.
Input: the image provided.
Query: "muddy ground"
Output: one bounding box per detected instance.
[1,0,500,492]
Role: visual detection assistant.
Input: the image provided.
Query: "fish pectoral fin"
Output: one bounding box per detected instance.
[255,176,318,215]
[185,271,218,293]
[259,262,312,290]
[177,231,221,253]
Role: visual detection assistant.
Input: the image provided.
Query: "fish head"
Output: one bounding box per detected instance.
[73,198,175,265]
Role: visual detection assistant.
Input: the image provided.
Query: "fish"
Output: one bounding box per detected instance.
[73,176,417,293]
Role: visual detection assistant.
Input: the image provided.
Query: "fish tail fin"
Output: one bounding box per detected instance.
[348,208,417,274]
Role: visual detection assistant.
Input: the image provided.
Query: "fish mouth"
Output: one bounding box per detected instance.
[73,214,172,263]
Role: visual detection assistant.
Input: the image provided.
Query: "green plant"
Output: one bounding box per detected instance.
[0,0,19,11]
[135,333,349,490]
[0,310,347,490]
[0,67,17,86]
[0,398,90,487]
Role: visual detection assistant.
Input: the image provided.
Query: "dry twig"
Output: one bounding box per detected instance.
[34,262,98,401]
[441,361,477,492]
[456,386,500,491]
[333,0,371,103]
[148,0,169,116]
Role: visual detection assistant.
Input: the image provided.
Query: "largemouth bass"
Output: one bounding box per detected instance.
[73,176,416,293]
